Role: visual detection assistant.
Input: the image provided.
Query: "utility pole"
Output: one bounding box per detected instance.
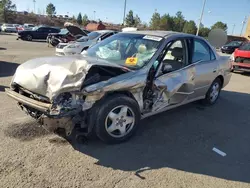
[196,0,207,36]
[123,0,127,25]
[33,0,36,14]
[240,16,247,36]
[232,24,235,35]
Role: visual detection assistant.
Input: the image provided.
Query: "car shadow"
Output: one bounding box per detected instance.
[4,120,51,141]
[0,61,19,77]
[32,40,47,43]
[70,90,250,183]
[0,47,6,50]
[0,32,17,36]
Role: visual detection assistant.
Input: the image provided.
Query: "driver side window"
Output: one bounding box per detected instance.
[161,39,186,73]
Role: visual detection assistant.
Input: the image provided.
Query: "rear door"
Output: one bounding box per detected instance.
[188,38,218,99]
[36,27,52,39]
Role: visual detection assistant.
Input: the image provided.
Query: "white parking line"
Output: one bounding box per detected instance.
[213,147,227,157]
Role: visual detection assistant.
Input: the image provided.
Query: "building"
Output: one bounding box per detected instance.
[227,35,248,43]
[86,23,106,31]
[245,17,250,39]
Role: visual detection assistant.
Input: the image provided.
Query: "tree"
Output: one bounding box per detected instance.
[211,21,228,32]
[199,27,211,37]
[182,20,197,34]
[125,10,135,26]
[0,0,16,23]
[159,14,174,30]
[142,22,148,29]
[77,13,82,25]
[46,3,56,17]
[82,14,89,26]
[149,12,161,30]
[172,11,186,32]
[134,14,141,26]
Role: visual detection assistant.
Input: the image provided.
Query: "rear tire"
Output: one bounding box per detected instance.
[26,34,32,41]
[202,78,222,106]
[93,95,141,144]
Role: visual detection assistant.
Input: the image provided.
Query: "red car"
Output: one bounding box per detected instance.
[231,42,250,72]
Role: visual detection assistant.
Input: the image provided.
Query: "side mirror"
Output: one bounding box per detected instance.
[162,63,173,74]
[98,38,101,42]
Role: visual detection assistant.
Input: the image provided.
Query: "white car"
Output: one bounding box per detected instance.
[1,24,17,32]
[55,30,117,56]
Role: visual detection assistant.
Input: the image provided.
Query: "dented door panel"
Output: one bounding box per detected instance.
[192,60,218,98]
[153,64,196,111]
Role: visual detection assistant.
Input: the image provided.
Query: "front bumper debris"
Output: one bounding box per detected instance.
[5,88,51,112]
[39,115,74,136]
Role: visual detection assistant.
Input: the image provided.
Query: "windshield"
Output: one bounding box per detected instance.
[226,41,242,46]
[86,33,162,69]
[5,24,13,27]
[59,28,69,35]
[239,42,250,51]
[87,32,101,40]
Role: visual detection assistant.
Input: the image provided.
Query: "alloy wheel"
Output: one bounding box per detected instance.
[105,105,135,138]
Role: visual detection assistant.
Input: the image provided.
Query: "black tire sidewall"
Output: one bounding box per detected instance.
[26,34,32,41]
[94,95,141,144]
[204,78,222,105]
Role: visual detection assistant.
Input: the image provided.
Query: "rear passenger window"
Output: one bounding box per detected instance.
[192,39,211,63]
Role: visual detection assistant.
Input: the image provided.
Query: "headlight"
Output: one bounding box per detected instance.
[68,44,81,48]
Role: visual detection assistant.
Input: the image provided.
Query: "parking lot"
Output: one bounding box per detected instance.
[1,33,250,188]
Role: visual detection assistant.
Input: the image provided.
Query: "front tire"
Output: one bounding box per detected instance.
[94,95,141,144]
[202,78,222,105]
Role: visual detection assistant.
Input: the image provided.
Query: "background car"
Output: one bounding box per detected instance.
[47,25,89,47]
[16,24,35,32]
[221,40,243,54]
[55,30,117,56]
[17,26,60,41]
[231,42,250,72]
[1,24,17,33]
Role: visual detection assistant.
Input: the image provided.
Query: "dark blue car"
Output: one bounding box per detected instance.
[17,26,60,41]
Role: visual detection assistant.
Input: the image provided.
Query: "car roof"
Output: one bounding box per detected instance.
[122,30,198,39]
[95,30,116,33]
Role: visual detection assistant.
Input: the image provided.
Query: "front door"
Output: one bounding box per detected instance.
[152,38,196,112]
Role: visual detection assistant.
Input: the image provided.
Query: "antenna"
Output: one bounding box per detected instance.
[33,0,36,14]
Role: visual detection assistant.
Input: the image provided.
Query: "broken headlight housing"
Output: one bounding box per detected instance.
[50,92,74,115]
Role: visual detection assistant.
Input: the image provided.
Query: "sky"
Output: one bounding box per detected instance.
[12,0,250,35]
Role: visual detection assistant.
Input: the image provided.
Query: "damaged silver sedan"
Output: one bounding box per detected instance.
[5,31,232,144]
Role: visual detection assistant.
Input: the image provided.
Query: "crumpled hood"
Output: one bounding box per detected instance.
[12,55,124,100]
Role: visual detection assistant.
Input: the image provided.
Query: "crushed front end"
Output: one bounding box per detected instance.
[5,84,95,137]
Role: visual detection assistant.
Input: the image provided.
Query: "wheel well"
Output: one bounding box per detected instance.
[217,75,224,86]
[104,91,136,101]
